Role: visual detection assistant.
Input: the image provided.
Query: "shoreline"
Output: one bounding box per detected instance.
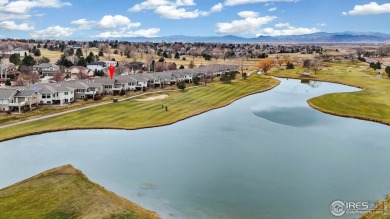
[275,76,390,127]
[0,79,281,143]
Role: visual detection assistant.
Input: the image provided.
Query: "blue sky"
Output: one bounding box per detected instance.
[0,0,389,39]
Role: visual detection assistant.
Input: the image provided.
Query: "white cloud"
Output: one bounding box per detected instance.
[0,13,30,21]
[30,26,74,38]
[317,22,326,27]
[224,0,296,6]
[237,11,259,18]
[129,0,222,19]
[217,12,276,35]
[210,3,223,13]
[71,19,93,29]
[72,14,160,38]
[155,5,202,19]
[72,15,141,30]
[0,0,71,14]
[0,20,34,31]
[256,23,319,36]
[95,28,161,38]
[343,2,390,16]
[268,7,277,12]
[98,15,141,29]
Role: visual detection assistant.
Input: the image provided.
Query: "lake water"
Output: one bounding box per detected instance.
[1,78,390,219]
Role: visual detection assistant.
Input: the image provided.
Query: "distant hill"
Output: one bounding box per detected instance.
[0,164,160,219]
[113,32,390,43]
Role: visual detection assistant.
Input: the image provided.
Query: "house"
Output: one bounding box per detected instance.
[65,66,93,79]
[102,60,117,67]
[61,81,101,99]
[124,62,145,73]
[88,78,115,94]
[28,83,75,105]
[33,63,60,77]
[0,89,39,113]
[0,47,29,57]
[0,89,18,112]
[87,62,107,72]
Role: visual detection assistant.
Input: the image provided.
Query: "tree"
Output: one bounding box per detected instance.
[146,53,154,72]
[37,43,41,48]
[75,48,83,57]
[303,59,311,70]
[220,74,232,83]
[311,59,322,74]
[21,55,37,66]
[286,62,294,69]
[77,72,88,79]
[192,76,200,85]
[176,81,186,91]
[276,55,284,68]
[34,49,41,57]
[5,79,11,86]
[174,52,180,59]
[155,62,165,72]
[39,56,50,63]
[376,61,381,69]
[179,65,185,69]
[30,72,40,84]
[385,66,390,78]
[77,57,87,67]
[56,55,73,68]
[166,62,177,70]
[188,60,195,69]
[15,78,26,86]
[51,71,63,83]
[9,53,21,65]
[256,59,274,74]
[98,50,104,57]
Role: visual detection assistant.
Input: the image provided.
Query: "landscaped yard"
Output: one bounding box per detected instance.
[271,61,390,125]
[0,74,279,141]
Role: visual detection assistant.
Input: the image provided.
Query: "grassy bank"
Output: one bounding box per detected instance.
[0,74,279,141]
[271,61,390,126]
[0,165,159,219]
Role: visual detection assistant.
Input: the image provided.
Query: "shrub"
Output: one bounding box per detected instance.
[177,81,186,91]
[192,76,200,85]
[286,62,294,69]
[385,66,390,78]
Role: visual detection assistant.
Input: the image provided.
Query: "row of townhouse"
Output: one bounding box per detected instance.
[0,64,238,113]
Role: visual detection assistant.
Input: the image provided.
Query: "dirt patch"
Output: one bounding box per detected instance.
[135,95,168,101]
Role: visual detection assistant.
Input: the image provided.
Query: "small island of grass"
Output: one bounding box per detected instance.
[0,164,159,219]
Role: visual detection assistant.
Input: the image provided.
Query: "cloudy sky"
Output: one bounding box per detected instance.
[0,0,389,39]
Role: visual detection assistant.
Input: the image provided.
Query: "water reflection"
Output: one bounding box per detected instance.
[252,106,326,127]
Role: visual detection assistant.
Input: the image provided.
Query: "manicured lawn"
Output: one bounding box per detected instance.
[271,61,390,125]
[0,75,279,141]
[0,165,159,219]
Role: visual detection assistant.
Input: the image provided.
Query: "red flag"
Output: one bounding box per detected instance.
[108,66,116,79]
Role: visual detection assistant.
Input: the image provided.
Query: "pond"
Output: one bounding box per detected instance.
[1,78,389,219]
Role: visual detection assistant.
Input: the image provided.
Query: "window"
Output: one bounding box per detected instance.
[65,92,68,95]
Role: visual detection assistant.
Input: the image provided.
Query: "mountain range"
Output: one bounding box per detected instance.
[113,32,390,43]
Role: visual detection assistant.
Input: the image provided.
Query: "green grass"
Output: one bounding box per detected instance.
[0,165,159,219]
[0,75,279,141]
[271,61,390,126]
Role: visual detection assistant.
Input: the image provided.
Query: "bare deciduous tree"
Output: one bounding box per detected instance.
[312,59,322,74]
[52,70,63,83]
[30,72,40,84]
